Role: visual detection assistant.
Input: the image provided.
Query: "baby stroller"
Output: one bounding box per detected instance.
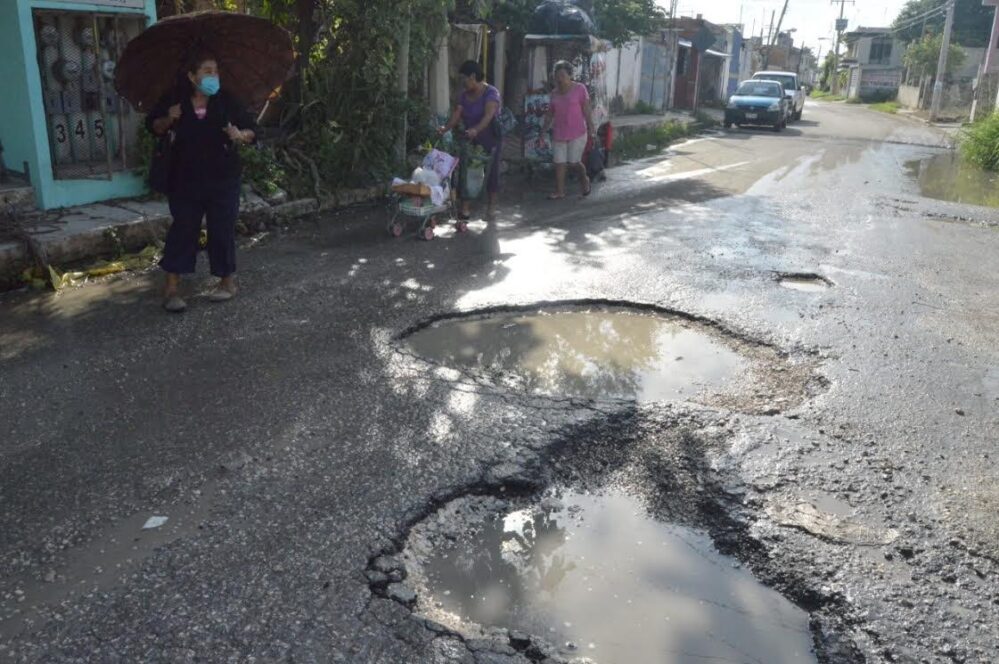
[387,147,460,241]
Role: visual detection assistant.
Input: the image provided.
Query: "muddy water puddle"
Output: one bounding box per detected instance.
[408,491,816,663]
[906,153,999,208]
[406,310,747,403]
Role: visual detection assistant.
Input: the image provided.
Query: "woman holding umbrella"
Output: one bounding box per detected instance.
[115,12,293,312]
[147,52,257,311]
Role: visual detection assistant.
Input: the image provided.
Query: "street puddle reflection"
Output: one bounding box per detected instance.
[421,491,817,663]
[906,153,999,208]
[779,275,831,292]
[406,310,746,402]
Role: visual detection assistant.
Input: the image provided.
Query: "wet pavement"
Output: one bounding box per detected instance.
[2,100,999,663]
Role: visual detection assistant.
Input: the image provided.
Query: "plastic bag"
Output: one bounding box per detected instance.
[411,167,442,187]
[530,0,596,35]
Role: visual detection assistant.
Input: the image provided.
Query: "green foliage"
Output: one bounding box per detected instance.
[630,100,657,115]
[614,122,694,161]
[591,0,667,47]
[903,34,967,78]
[870,101,900,114]
[960,111,999,170]
[242,0,454,192]
[859,89,897,104]
[810,89,845,102]
[239,144,288,196]
[893,0,992,47]
[819,51,836,92]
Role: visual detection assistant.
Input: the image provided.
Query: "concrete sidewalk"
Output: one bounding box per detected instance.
[0,185,382,290]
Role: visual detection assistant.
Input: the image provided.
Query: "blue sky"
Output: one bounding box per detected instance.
[664,0,911,54]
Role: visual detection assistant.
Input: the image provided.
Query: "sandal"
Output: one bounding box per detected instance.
[547,193,565,200]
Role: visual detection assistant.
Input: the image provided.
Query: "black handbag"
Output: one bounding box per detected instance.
[148,129,175,195]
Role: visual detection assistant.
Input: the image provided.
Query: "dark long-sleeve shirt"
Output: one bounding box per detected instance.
[145,90,257,192]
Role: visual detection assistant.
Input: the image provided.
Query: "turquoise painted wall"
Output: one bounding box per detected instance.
[4,0,156,210]
[0,3,37,189]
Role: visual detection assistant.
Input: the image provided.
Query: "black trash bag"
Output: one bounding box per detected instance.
[586,145,606,180]
[531,0,596,35]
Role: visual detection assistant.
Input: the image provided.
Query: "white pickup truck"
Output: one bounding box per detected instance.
[752,71,805,122]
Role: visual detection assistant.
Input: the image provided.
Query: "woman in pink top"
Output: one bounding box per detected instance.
[542,61,596,200]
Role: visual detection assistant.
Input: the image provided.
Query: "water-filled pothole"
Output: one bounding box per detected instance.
[403,306,818,412]
[405,490,817,663]
[905,153,999,208]
[778,274,832,292]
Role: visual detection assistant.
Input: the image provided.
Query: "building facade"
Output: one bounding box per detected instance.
[842,28,904,100]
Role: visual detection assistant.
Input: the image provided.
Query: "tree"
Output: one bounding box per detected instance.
[820,51,836,91]
[591,0,667,46]
[892,0,993,47]
[903,33,967,78]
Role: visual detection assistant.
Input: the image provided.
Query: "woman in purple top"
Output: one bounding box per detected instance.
[439,60,502,219]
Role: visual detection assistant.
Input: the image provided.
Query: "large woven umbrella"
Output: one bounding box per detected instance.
[114,11,294,112]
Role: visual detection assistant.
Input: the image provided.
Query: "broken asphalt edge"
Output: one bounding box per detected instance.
[0,184,388,292]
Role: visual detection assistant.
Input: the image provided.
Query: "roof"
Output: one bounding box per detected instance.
[845,27,895,39]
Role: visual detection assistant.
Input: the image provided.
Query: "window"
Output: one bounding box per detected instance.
[870,38,893,65]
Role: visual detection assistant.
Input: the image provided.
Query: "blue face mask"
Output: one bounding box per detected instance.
[197,75,220,96]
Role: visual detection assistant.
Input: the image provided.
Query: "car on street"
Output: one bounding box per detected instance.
[724,80,789,132]
[752,70,805,121]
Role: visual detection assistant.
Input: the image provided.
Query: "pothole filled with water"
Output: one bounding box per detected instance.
[403,306,821,413]
[905,153,999,208]
[403,490,818,664]
[778,274,832,292]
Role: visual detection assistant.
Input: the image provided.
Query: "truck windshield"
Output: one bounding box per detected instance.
[736,82,781,98]
[755,74,796,92]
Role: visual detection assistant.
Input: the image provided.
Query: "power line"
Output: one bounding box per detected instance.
[889,1,950,34]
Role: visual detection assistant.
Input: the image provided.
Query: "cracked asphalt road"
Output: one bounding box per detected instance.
[1,101,998,663]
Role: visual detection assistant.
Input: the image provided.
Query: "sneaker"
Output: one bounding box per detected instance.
[208,284,237,302]
[163,295,187,313]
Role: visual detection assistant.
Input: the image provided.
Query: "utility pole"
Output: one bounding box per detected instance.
[830,0,853,95]
[775,0,790,67]
[929,0,956,122]
[763,10,776,68]
[763,0,790,69]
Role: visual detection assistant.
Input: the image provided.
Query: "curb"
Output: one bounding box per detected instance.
[0,185,387,291]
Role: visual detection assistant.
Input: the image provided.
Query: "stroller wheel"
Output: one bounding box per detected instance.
[456,221,469,233]
[422,227,435,241]
[390,222,404,238]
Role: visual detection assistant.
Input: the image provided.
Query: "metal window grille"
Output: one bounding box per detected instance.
[33,10,145,181]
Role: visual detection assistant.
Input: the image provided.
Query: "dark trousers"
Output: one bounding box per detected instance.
[161,178,240,277]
